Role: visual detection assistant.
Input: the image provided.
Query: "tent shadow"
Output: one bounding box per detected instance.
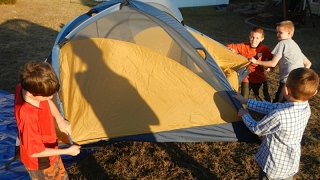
[213,92,260,144]
[68,152,110,179]
[0,19,58,93]
[0,19,109,179]
[158,142,219,179]
[70,38,159,143]
[65,38,160,178]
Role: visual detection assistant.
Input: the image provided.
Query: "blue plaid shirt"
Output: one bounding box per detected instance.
[242,99,311,179]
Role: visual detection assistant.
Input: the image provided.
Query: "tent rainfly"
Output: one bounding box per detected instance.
[47,0,258,146]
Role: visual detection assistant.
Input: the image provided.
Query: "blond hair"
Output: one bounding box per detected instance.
[277,20,295,37]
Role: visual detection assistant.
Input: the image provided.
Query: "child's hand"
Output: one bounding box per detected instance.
[228,47,236,53]
[249,57,257,64]
[238,108,249,117]
[68,145,81,156]
[57,119,71,135]
[265,67,271,72]
[232,93,248,104]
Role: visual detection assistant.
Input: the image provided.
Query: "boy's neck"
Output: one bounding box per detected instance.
[22,89,40,108]
[250,43,260,49]
[280,38,292,41]
[285,96,307,103]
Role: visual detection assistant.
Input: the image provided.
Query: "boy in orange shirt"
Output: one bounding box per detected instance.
[228,27,273,101]
[14,61,81,179]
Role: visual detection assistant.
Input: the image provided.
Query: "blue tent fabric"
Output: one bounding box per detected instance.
[0,90,28,179]
[0,90,94,180]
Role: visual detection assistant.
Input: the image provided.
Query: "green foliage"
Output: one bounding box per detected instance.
[0,0,17,4]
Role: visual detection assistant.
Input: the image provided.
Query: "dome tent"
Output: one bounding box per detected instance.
[47,0,257,145]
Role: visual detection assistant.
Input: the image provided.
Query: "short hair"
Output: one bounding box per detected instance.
[18,61,60,96]
[286,68,319,101]
[251,27,265,38]
[277,20,295,37]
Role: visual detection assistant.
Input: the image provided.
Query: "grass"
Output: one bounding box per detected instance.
[1,0,320,179]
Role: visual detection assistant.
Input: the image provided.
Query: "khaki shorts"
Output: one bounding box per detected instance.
[25,156,69,180]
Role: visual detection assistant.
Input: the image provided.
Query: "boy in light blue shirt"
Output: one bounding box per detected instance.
[233,68,319,180]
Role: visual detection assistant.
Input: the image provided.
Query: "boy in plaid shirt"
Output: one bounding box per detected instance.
[232,68,319,180]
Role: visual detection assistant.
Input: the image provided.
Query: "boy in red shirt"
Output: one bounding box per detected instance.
[14,61,80,179]
[227,27,273,102]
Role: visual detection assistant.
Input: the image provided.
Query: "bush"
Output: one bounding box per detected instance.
[0,0,17,5]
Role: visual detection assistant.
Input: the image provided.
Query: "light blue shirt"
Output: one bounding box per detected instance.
[242,99,310,179]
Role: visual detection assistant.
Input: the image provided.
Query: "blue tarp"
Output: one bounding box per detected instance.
[0,90,93,180]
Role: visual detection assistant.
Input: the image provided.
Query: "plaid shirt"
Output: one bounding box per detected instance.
[242,99,311,179]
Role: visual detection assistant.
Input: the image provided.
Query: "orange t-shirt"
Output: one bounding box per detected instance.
[227,43,273,83]
[14,84,59,170]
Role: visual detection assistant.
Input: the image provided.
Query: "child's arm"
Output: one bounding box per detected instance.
[226,44,240,54]
[250,55,280,67]
[235,97,281,136]
[48,99,71,135]
[237,108,249,117]
[263,49,274,72]
[31,145,81,157]
[228,47,237,53]
[303,58,312,68]
[241,109,281,136]
[233,93,276,114]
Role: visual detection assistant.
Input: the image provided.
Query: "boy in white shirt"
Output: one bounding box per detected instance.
[250,20,312,102]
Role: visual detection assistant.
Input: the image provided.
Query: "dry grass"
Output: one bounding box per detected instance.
[0,0,98,92]
[1,0,320,179]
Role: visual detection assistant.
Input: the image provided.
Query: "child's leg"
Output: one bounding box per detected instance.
[249,82,264,101]
[26,156,69,180]
[273,82,285,103]
[262,82,271,102]
[241,82,249,99]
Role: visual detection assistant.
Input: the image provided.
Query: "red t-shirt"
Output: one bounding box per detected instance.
[14,84,58,170]
[227,43,273,83]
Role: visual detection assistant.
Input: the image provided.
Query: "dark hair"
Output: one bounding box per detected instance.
[18,61,60,96]
[286,68,319,101]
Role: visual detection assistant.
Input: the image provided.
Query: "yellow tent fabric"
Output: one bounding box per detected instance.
[58,38,240,144]
[189,30,250,92]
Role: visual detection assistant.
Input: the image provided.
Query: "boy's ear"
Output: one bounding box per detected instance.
[284,86,290,96]
[25,91,33,97]
[313,90,318,96]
